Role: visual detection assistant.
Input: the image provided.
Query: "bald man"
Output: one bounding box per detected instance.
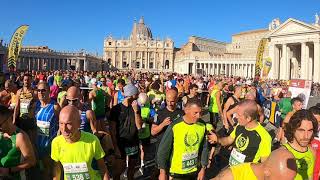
[51,106,109,180]
[212,147,297,180]
[151,88,184,179]
[64,86,98,134]
[208,100,272,166]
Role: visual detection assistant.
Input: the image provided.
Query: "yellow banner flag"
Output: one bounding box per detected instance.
[7,25,29,71]
[262,57,272,78]
[255,38,267,77]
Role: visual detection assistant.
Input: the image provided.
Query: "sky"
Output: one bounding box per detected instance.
[0,0,319,56]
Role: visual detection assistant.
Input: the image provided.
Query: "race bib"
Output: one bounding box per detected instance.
[182,151,198,170]
[63,162,90,180]
[37,120,50,137]
[229,148,246,166]
[20,100,31,114]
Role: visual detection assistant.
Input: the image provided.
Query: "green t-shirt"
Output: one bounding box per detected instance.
[278,98,292,119]
[51,131,105,180]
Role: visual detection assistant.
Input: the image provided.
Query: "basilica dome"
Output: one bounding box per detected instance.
[130,17,153,40]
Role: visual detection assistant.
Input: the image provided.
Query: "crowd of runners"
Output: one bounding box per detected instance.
[0,70,320,180]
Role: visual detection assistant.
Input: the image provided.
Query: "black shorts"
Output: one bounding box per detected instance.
[139,137,150,146]
[16,116,37,131]
[118,138,139,159]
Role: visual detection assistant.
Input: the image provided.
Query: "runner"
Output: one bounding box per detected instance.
[157,99,208,180]
[208,100,272,166]
[207,81,223,129]
[14,74,37,147]
[113,79,125,106]
[51,105,110,180]
[66,86,98,134]
[89,82,107,131]
[0,105,36,180]
[223,85,241,131]
[283,109,317,180]
[182,83,199,109]
[35,82,60,179]
[151,89,184,179]
[109,84,142,180]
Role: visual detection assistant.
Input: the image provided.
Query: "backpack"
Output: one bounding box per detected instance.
[118,105,137,141]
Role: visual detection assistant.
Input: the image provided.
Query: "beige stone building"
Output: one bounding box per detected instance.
[174,29,269,77]
[267,17,320,82]
[103,17,174,72]
[0,44,104,72]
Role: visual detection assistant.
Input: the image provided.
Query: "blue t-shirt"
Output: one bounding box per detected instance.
[48,76,54,87]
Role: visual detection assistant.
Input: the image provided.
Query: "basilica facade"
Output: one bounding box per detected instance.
[103,17,174,72]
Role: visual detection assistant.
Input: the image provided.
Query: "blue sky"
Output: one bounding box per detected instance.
[0,0,319,55]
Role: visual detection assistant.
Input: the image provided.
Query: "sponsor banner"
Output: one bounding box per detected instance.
[288,79,312,109]
[263,100,282,127]
[262,57,272,79]
[255,38,267,77]
[7,25,29,71]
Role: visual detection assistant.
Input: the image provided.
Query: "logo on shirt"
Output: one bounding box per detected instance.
[184,132,199,147]
[235,133,249,152]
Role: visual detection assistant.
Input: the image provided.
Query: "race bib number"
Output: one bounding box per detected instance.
[37,120,50,137]
[182,151,198,170]
[20,100,31,114]
[229,148,246,166]
[63,162,90,180]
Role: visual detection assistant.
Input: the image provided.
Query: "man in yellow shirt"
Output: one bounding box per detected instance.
[51,106,110,180]
[212,147,297,180]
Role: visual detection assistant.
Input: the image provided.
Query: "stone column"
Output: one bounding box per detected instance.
[280,44,287,80]
[84,59,87,71]
[314,41,320,82]
[301,42,307,79]
[120,51,123,69]
[129,52,132,69]
[308,45,313,80]
[305,44,310,80]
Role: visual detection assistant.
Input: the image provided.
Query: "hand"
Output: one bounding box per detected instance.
[207,131,218,144]
[159,170,167,180]
[0,167,9,175]
[131,100,139,112]
[161,117,172,127]
[197,167,205,180]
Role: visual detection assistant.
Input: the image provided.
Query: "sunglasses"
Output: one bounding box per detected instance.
[37,89,47,93]
[67,98,79,104]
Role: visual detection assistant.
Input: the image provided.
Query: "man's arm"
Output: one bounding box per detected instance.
[86,110,98,133]
[207,131,234,147]
[151,116,171,136]
[113,92,118,107]
[157,125,174,177]
[13,132,36,172]
[257,105,264,124]
[96,158,110,180]
[13,89,21,124]
[215,91,223,115]
[53,162,62,180]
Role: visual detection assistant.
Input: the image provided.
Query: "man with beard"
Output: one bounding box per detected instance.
[109,84,142,180]
[283,109,317,180]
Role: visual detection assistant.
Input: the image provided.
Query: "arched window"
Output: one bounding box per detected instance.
[165,60,169,69]
[107,58,111,64]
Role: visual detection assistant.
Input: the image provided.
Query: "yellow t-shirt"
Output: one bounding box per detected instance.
[230,163,258,180]
[51,131,105,180]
